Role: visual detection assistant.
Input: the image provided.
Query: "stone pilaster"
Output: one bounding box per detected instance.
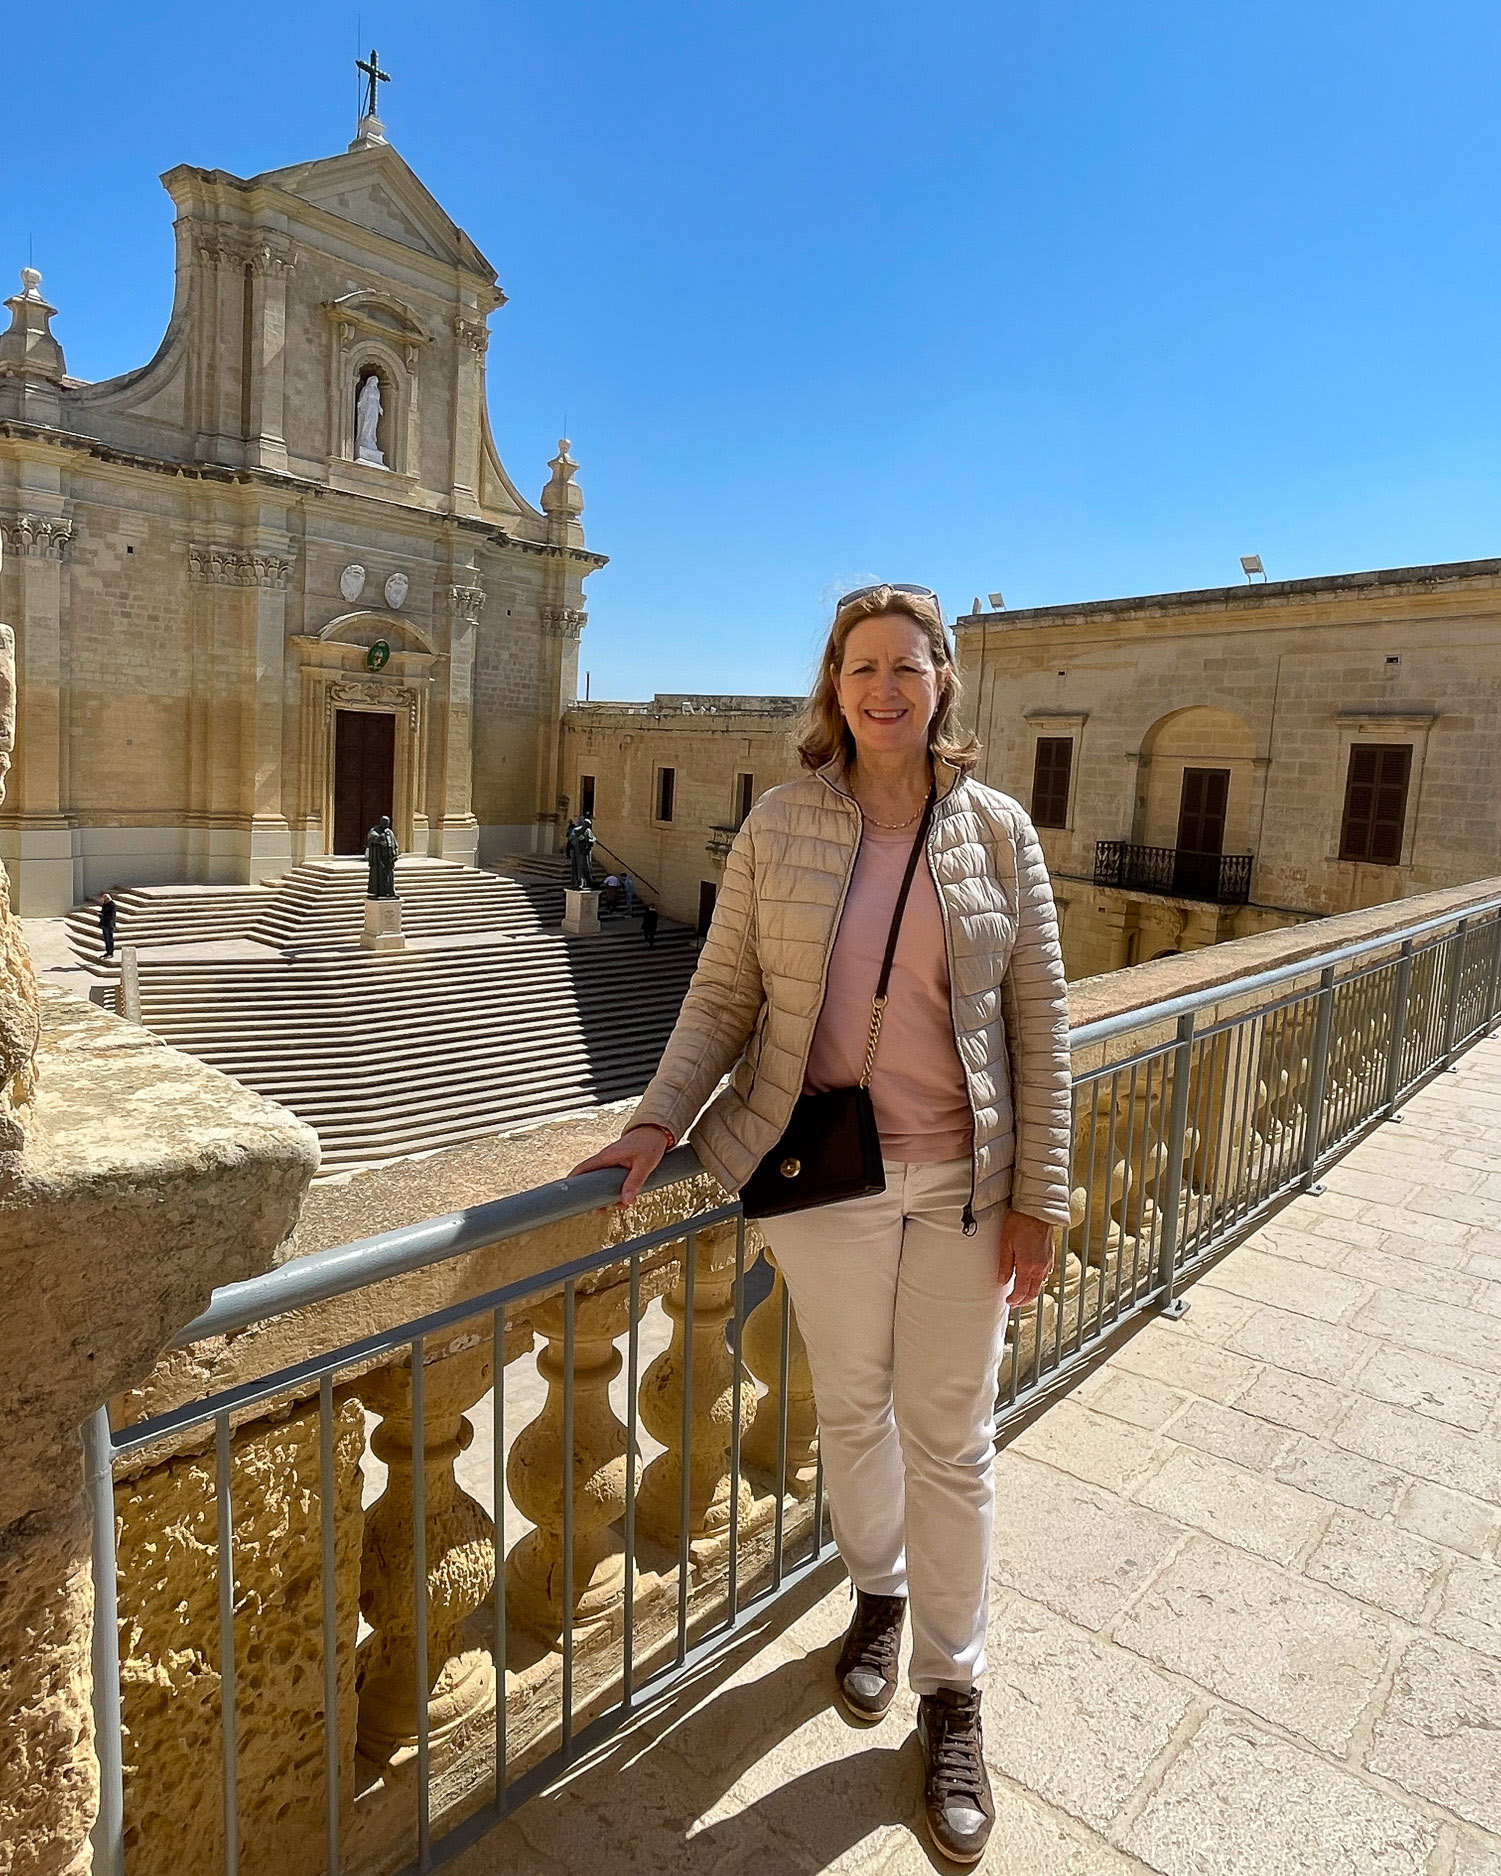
[3,510,76,913]
[449,315,489,518]
[188,229,252,465]
[425,583,483,863]
[186,539,296,882]
[243,237,296,474]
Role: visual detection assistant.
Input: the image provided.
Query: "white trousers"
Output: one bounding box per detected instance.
[759,1158,1011,1694]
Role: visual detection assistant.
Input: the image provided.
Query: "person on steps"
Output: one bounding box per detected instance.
[98,892,118,960]
[569,583,1073,1867]
[640,902,659,949]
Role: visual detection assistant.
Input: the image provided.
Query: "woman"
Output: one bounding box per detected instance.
[572,584,1072,1865]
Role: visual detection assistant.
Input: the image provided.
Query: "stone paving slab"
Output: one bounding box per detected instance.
[451,1035,1501,1873]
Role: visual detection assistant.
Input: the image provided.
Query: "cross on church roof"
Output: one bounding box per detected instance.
[357,47,390,122]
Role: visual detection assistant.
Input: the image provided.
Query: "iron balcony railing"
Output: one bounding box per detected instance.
[87,891,1501,1876]
[1094,839,1254,906]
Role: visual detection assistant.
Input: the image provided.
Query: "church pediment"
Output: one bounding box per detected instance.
[254,144,498,284]
[326,289,431,348]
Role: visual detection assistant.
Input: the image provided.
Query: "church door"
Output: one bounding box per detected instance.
[333,710,396,854]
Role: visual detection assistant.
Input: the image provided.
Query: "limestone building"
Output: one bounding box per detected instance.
[563,562,1501,977]
[0,112,603,913]
[560,696,802,929]
[955,559,1501,978]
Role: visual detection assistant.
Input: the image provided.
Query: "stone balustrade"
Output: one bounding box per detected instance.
[14,876,1501,1876]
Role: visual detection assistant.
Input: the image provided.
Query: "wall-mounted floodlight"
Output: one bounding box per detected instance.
[988,592,1006,609]
[1240,554,1266,583]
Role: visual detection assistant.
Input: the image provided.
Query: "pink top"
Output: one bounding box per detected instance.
[803,821,974,1164]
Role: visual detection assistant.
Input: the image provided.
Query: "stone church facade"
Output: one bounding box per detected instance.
[0,119,602,912]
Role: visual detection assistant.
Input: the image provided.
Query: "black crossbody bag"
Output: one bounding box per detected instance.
[740,786,937,1221]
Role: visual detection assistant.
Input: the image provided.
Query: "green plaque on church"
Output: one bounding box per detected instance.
[366,639,391,672]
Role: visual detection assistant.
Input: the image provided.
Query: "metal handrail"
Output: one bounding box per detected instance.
[589,841,660,899]
[86,884,1501,1876]
[1072,887,1501,1048]
[171,1144,701,1346]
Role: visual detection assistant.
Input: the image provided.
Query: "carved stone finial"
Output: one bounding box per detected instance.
[541,438,584,522]
[0,269,66,386]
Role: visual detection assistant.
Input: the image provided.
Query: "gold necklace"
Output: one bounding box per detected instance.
[853,763,933,830]
[862,802,923,830]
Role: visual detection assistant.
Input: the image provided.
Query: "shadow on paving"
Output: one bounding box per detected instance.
[450,1552,955,1874]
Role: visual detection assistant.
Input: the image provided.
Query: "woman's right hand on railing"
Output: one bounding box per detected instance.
[568,1125,671,1207]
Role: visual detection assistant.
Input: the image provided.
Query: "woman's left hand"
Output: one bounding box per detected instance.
[1000,1210,1057,1306]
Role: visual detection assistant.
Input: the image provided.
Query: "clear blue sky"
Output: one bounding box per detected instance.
[9,2,1501,698]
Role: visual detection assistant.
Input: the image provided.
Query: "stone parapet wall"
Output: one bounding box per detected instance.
[1,986,319,1876]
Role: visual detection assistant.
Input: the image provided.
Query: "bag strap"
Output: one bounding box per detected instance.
[858,783,938,1089]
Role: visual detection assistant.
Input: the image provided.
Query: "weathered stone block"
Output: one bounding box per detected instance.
[115,1397,365,1876]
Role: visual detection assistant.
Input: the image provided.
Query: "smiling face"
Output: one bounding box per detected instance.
[833,613,944,766]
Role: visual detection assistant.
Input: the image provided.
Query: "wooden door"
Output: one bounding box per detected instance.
[697,880,717,938]
[333,710,396,854]
[1173,767,1230,898]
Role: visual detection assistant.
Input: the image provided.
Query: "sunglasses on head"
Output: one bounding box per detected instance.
[835,582,941,613]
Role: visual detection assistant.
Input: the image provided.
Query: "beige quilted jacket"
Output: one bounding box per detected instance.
[630,755,1074,1229]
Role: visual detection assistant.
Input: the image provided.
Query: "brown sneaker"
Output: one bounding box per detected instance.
[916,1687,994,1865]
[834,1590,907,1721]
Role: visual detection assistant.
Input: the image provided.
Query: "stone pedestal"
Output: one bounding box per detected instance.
[562,888,601,937]
[361,898,406,953]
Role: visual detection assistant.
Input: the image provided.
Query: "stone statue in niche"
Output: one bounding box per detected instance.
[355,372,386,466]
[365,815,399,899]
[0,618,40,1150]
[564,814,597,892]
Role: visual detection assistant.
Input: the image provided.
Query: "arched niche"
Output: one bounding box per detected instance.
[325,291,429,481]
[1133,706,1259,854]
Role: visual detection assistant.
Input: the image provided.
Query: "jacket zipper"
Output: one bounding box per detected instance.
[927,809,982,1235]
[789,773,865,1104]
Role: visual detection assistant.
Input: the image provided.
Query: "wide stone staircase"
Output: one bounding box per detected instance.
[65,858,565,969]
[65,860,696,1175]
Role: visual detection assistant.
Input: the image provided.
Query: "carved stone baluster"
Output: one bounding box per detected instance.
[357,1336,495,1761]
[637,1224,756,1547]
[741,1252,818,1498]
[505,1278,637,1642]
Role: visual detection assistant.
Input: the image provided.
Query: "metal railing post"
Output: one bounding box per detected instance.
[1486,913,1501,1034]
[1154,1011,1196,1317]
[85,1406,125,1876]
[1300,965,1337,1188]
[1384,939,1414,1113]
[1443,918,1470,1063]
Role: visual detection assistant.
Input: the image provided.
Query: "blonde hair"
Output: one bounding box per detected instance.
[795,585,980,774]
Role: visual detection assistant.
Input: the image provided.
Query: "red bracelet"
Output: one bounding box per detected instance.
[636,1122,676,1149]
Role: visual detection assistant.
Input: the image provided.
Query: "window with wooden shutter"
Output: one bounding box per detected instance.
[655,767,676,824]
[1031,737,1073,829]
[1339,743,1411,864]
